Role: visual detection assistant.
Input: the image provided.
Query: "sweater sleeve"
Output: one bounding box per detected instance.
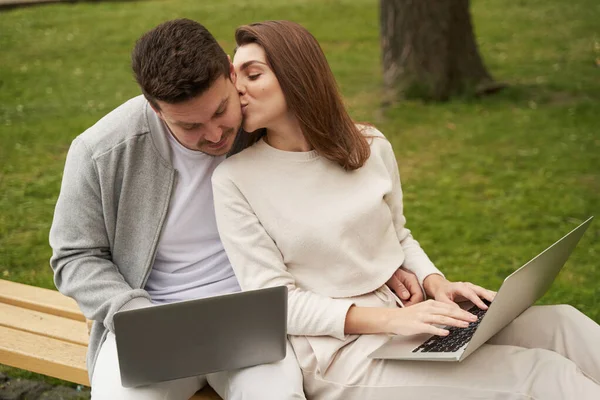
[49,137,152,333]
[379,136,444,287]
[212,167,354,340]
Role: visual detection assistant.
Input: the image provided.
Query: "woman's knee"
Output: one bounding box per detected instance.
[522,304,581,325]
[547,304,581,319]
[537,304,585,327]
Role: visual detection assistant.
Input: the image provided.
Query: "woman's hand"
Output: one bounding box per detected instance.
[382,299,478,336]
[424,274,496,310]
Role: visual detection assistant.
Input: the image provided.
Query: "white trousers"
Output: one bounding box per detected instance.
[91,332,306,400]
[293,289,600,400]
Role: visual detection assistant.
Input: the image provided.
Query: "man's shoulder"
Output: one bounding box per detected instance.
[76,95,151,156]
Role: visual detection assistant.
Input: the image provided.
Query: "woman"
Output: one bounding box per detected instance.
[212,20,600,399]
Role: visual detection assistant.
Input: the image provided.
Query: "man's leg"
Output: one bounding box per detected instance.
[91,332,206,400]
[488,304,600,383]
[207,340,305,400]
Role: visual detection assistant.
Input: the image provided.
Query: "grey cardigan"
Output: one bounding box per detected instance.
[49,96,177,380]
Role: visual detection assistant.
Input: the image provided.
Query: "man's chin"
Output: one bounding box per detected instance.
[203,147,231,156]
[200,146,231,156]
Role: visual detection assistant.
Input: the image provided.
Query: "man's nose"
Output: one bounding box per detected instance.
[204,125,223,143]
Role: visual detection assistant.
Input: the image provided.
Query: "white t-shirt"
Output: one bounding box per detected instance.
[145,129,241,303]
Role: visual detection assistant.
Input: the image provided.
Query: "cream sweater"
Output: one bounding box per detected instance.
[212,127,442,340]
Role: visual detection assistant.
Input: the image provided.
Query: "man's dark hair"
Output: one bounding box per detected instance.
[132,19,230,110]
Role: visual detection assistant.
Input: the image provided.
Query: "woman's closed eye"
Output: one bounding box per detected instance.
[248,74,261,81]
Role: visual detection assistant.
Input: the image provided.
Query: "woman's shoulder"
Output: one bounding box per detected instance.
[356,123,385,139]
[355,123,394,153]
[213,139,264,184]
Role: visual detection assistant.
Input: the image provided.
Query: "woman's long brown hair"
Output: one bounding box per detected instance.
[231,20,370,170]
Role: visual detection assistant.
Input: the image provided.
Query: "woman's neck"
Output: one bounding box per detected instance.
[265,116,312,152]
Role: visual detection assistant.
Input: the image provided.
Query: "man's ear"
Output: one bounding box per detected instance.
[229,59,237,84]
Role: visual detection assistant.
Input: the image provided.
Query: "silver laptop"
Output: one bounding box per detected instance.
[113,286,287,388]
[369,216,593,362]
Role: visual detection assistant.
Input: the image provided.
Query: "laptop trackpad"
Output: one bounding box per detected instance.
[368,333,432,359]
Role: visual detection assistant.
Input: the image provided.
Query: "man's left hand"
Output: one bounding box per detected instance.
[386,267,424,307]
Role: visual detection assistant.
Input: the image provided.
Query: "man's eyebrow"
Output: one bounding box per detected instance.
[239,60,268,71]
[174,121,200,128]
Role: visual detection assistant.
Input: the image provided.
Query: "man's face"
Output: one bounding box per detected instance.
[153,72,242,156]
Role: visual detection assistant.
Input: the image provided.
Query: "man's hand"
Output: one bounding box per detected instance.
[386,267,424,307]
[423,274,496,310]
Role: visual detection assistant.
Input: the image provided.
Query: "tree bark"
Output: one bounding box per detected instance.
[380,0,503,102]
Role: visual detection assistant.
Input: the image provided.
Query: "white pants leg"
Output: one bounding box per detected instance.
[207,340,306,400]
[91,333,306,400]
[91,332,205,400]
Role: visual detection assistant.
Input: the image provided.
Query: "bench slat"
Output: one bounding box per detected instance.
[0,280,84,322]
[0,324,221,399]
[0,325,90,386]
[0,303,89,346]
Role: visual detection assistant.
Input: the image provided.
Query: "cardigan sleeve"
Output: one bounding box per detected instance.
[49,136,152,333]
[212,167,354,340]
[377,133,445,287]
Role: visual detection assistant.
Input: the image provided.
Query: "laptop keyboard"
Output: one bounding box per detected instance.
[412,300,491,353]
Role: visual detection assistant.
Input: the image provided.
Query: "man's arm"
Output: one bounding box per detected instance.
[49,137,152,332]
[386,267,425,306]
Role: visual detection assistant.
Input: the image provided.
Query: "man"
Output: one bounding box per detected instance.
[49,18,422,399]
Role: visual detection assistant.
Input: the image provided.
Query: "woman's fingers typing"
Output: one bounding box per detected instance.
[419,323,450,336]
[424,314,470,329]
[471,283,496,302]
[387,299,477,336]
[429,299,477,322]
[459,285,490,310]
[384,280,498,336]
[435,281,497,310]
[460,283,496,309]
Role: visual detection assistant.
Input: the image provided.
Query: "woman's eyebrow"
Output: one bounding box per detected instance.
[238,60,268,71]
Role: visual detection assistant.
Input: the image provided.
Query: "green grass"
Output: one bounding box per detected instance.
[1,0,599,383]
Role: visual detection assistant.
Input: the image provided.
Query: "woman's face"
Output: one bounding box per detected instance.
[233,43,288,133]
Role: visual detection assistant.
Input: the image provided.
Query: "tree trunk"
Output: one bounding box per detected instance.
[380,0,503,102]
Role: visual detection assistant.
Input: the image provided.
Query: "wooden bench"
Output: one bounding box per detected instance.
[0,279,221,399]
